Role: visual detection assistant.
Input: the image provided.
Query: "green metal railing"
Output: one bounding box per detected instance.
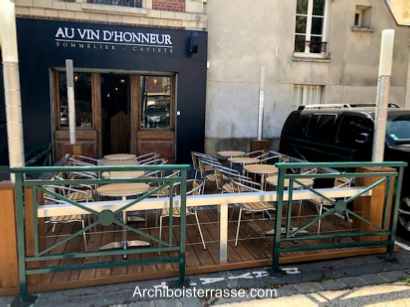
[271,161,407,273]
[11,164,189,304]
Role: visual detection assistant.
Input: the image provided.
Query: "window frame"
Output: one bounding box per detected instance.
[294,0,329,58]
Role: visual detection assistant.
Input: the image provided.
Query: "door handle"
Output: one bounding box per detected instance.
[177,111,181,116]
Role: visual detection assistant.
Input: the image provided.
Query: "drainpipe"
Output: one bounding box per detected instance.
[257,66,265,141]
[0,0,25,180]
[372,29,395,162]
[65,59,76,145]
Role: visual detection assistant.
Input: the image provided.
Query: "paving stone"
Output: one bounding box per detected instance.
[320,279,348,291]
[354,273,386,286]
[377,271,409,283]
[337,276,367,288]
[293,282,323,294]
[276,284,299,297]
[0,297,13,307]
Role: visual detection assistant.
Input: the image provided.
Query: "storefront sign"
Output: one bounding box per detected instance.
[54,26,174,55]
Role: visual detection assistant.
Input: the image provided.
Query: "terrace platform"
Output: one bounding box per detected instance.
[26,206,388,294]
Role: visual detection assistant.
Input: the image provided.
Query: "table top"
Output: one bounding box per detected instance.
[244,164,278,175]
[96,183,150,197]
[104,154,137,161]
[102,171,145,180]
[99,159,137,166]
[266,175,314,188]
[217,150,245,158]
[229,157,260,165]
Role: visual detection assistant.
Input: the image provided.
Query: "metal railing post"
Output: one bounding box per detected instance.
[13,171,36,305]
[178,168,187,286]
[388,166,404,256]
[271,167,284,273]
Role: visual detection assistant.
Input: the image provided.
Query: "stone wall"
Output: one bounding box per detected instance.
[205,0,410,153]
[152,0,185,12]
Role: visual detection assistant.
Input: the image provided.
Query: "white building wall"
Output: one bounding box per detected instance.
[206,0,410,153]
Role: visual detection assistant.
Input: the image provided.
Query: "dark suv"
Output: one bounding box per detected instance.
[279,104,410,233]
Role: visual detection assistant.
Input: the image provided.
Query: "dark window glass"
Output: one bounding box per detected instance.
[58,72,92,128]
[140,76,172,129]
[297,0,308,14]
[307,114,337,142]
[87,0,142,8]
[311,17,324,35]
[310,36,323,53]
[295,35,306,52]
[388,116,410,142]
[313,0,325,16]
[295,16,308,33]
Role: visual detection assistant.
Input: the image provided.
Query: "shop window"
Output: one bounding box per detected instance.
[140,76,172,129]
[58,71,93,129]
[294,0,328,56]
[352,5,373,31]
[294,84,324,106]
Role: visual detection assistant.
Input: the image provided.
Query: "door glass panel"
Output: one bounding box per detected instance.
[58,71,92,128]
[140,76,172,129]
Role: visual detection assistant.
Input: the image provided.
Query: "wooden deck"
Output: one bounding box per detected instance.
[26,204,389,293]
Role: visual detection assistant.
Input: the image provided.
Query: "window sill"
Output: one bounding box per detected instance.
[351,26,374,33]
[292,54,331,63]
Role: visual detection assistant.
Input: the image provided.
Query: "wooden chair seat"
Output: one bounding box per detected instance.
[49,214,83,223]
[67,190,93,202]
[222,182,236,193]
[242,201,275,212]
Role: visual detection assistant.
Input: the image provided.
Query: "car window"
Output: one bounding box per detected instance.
[285,112,311,137]
[338,115,373,147]
[388,115,410,143]
[307,113,337,142]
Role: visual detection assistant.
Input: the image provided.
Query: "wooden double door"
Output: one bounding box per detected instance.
[52,71,176,162]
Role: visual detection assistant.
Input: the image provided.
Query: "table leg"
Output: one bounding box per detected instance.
[219,202,228,263]
[122,196,128,260]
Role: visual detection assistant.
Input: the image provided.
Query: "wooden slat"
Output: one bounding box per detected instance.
[0,183,18,292]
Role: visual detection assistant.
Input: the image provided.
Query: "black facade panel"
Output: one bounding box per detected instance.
[0,62,8,166]
[15,18,207,163]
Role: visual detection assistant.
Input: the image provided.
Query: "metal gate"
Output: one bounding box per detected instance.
[271,161,407,272]
[11,164,189,304]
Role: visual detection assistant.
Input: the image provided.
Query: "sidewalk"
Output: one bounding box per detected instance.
[219,283,410,306]
[2,246,410,307]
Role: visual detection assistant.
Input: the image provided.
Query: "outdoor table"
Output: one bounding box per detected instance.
[266,175,314,189]
[228,157,260,173]
[104,153,137,161]
[102,170,145,180]
[244,164,278,190]
[217,150,245,159]
[96,182,151,258]
[99,159,137,166]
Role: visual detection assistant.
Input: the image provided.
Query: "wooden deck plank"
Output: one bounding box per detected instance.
[24,207,392,294]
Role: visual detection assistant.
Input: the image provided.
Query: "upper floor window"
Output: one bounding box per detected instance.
[294,0,328,56]
[87,0,143,8]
